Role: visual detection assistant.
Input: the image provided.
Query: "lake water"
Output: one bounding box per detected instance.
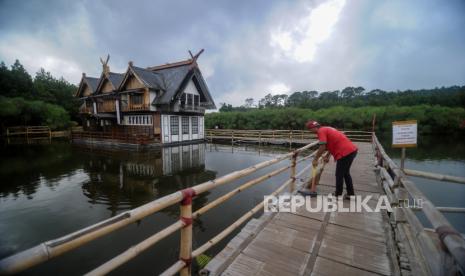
[0,137,464,275]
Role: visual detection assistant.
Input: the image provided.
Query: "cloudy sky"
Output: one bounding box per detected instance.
[1,0,464,106]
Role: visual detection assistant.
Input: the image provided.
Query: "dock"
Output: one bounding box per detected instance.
[206,129,372,146]
[0,133,464,275]
[205,142,394,275]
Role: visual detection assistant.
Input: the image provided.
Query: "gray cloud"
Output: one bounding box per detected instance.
[1,0,464,106]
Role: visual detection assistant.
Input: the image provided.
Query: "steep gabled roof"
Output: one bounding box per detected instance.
[108,72,125,88]
[120,61,215,109]
[146,59,193,71]
[86,77,100,92]
[131,66,164,89]
[150,64,192,102]
[95,72,125,94]
[75,74,100,97]
[151,65,216,109]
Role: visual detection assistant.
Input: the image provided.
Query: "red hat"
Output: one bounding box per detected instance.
[306,120,320,129]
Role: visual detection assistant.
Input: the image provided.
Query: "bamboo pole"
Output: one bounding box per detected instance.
[404,169,465,184]
[411,207,465,213]
[85,221,184,276]
[0,141,318,275]
[289,152,297,193]
[0,192,184,274]
[179,201,193,276]
[193,152,315,219]
[194,166,290,218]
[190,142,317,196]
[373,133,465,273]
[191,161,314,259]
[160,260,186,276]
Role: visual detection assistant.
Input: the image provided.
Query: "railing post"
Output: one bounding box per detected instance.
[290,151,298,193]
[289,130,293,149]
[231,130,234,147]
[179,188,195,276]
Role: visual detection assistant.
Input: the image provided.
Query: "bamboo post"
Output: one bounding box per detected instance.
[258,131,261,147]
[401,148,406,171]
[289,152,298,193]
[231,130,234,147]
[289,131,293,149]
[179,189,194,276]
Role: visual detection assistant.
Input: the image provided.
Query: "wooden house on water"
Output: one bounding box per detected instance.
[74,50,216,147]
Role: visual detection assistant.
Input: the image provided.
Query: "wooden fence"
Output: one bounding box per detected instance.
[5,126,51,144]
[71,131,156,145]
[0,141,321,275]
[373,135,465,275]
[205,129,373,144]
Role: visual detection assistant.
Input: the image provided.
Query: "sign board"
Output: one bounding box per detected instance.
[392,120,417,148]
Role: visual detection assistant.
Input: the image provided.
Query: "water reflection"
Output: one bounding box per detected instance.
[78,144,214,216]
[0,142,78,199]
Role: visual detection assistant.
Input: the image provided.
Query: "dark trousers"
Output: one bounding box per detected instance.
[335,150,357,196]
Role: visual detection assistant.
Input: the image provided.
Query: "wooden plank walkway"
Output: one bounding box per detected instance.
[205,142,395,276]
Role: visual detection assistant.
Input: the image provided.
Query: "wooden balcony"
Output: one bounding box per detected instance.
[179,104,205,113]
[79,106,93,114]
[98,101,116,112]
[122,103,150,112]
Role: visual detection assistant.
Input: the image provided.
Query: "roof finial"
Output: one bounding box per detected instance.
[99,54,110,75]
[128,61,133,67]
[189,49,204,68]
[82,72,86,77]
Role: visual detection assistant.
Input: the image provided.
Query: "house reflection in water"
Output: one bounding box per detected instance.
[81,143,214,216]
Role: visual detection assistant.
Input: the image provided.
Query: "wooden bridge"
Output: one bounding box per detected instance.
[0,133,464,275]
[205,129,373,146]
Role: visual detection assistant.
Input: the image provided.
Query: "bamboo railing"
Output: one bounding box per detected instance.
[0,141,321,275]
[373,134,465,275]
[404,168,465,185]
[5,126,51,144]
[206,129,373,144]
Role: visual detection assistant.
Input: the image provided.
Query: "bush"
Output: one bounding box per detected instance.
[205,105,465,134]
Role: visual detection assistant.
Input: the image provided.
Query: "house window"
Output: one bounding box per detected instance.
[192,117,198,134]
[170,116,179,135]
[187,94,193,106]
[194,95,200,107]
[182,116,189,134]
[180,93,186,106]
[131,94,143,105]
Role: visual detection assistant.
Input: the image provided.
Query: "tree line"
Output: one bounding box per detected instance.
[0,60,78,130]
[211,86,465,133]
[207,105,465,134]
[219,86,465,112]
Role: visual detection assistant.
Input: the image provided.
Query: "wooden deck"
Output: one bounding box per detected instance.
[205,142,396,276]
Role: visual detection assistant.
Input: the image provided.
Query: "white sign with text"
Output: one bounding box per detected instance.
[392,120,417,147]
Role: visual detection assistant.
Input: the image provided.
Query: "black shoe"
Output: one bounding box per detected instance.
[344,194,355,200]
[298,190,318,198]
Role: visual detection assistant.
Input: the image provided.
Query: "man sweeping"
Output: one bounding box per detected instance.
[305,120,358,199]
